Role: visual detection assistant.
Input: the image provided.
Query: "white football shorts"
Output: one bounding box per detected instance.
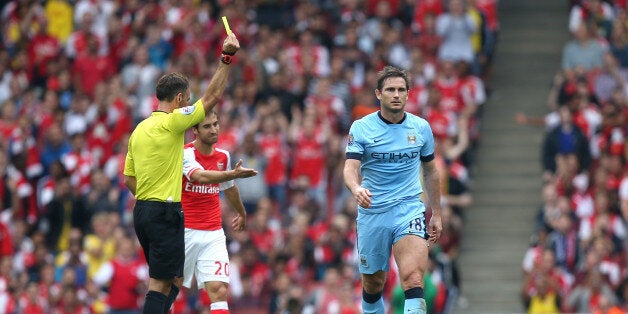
[183,228,230,289]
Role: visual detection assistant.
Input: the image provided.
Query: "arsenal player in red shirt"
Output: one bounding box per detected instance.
[180,111,257,314]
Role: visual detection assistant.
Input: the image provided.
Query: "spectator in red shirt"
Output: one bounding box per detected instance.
[0,220,13,258]
[92,234,148,313]
[288,109,330,206]
[71,33,114,99]
[255,111,289,210]
[18,282,46,314]
[26,17,61,88]
[412,0,444,33]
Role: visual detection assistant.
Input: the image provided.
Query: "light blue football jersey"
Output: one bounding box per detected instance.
[346,111,435,214]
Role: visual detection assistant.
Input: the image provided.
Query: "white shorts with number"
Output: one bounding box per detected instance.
[183,228,230,289]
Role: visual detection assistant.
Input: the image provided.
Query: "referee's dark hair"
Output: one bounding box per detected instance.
[376,66,410,91]
[156,72,190,101]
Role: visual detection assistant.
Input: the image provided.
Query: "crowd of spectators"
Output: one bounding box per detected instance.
[0,0,498,313]
[518,0,628,313]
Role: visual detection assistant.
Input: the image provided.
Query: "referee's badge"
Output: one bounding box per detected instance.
[348,134,354,146]
[180,105,196,115]
[217,162,224,171]
[407,133,416,145]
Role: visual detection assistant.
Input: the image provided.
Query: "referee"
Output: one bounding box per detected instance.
[123,33,240,314]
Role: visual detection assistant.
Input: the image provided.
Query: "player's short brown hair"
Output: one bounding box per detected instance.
[376,66,410,91]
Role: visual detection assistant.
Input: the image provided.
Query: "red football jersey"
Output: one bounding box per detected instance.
[182,143,234,231]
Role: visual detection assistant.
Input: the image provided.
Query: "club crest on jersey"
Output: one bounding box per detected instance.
[217,162,224,171]
[348,134,354,146]
[360,255,368,268]
[407,133,417,145]
[179,105,196,115]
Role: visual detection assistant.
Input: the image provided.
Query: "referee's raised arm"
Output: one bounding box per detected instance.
[200,33,240,113]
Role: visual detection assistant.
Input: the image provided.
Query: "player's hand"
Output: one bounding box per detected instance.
[233,159,258,178]
[352,186,372,208]
[428,213,442,245]
[222,32,240,56]
[232,213,246,232]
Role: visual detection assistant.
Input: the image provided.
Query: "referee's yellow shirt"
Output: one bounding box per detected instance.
[124,100,205,202]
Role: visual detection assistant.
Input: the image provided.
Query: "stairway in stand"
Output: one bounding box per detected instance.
[452,1,570,312]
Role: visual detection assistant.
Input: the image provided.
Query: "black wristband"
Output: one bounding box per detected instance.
[222,50,235,56]
[221,54,233,64]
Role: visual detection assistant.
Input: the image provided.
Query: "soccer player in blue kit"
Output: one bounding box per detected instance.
[343,66,442,314]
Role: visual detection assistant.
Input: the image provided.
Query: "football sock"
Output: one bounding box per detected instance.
[404,287,426,314]
[142,290,167,314]
[210,301,229,313]
[164,284,180,314]
[362,289,385,314]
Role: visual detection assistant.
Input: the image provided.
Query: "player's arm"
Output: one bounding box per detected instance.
[124,175,137,196]
[189,160,257,184]
[343,158,372,208]
[421,159,442,244]
[200,33,240,114]
[223,185,247,232]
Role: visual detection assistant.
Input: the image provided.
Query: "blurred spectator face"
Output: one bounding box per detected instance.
[241,132,255,152]
[449,0,466,16]
[79,12,94,32]
[540,249,556,272]
[573,23,590,41]
[40,263,55,284]
[261,116,278,134]
[555,214,573,234]
[593,190,609,213]
[70,133,86,151]
[0,256,12,276]
[46,122,65,144]
[302,115,317,137]
[533,274,551,296]
[60,286,80,308]
[87,34,99,55]
[0,100,16,121]
[583,249,602,269]
[133,46,150,66]
[374,1,392,18]
[25,282,39,302]
[92,213,112,238]
[273,272,291,294]
[542,183,558,204]
[241,245,260,267]
[322,267,340,288]
[558,105,573,125]
[587,271,605,291]
[61,268,78,286]
[43,90,59,111]
[440,60,456,78]
[117,236,137,260]
[54,177,72,198]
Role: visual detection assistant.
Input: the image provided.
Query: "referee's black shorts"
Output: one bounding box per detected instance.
[133,200,184,279]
